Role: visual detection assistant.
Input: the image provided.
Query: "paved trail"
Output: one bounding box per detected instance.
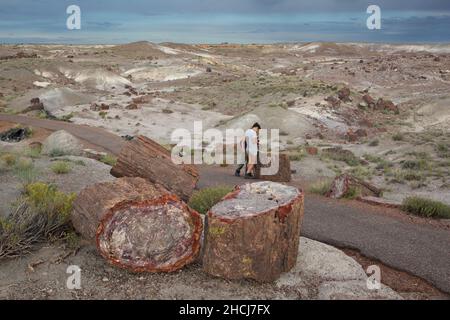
[1,114,449,293]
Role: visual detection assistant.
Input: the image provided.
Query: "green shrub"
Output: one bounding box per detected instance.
[402,159,430,171]
[51,161,71,174]
[48,148,67,158]
[308,179,332,195]
[436,143,449,158]
[13,158,38,186]
[402,197,450,219]
[392,133,405,141]
[349,165,373,180]
[188,186,234,215]
[100,154,117,166]
[24,146,42,159]
[59,112,74,122]
[368,139,379,147]
[0,182,76,259]
[342,186,362,200]
[0,153,17,166]
[321,148,360,166]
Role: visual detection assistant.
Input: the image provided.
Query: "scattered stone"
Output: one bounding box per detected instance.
[306,146,318,155]
[126,103,138,110]
[362,94,375,108]
[337,87,351,102]
[325,96,341,108]
[0,127,31,142]
[376,98,399,114]
[90,103,110,111]
[286,100,296,107]
[22,97,45,113]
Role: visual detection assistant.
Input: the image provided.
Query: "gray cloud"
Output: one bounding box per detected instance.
[1,1,450,43]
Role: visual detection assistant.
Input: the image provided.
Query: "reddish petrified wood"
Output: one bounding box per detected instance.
[255,153,292,182]
[203,181,304,282]
[110,135,199,201]
[72,177,202,272]
[327,174,382,199]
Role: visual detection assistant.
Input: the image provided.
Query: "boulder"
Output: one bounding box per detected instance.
[376,98,399,114]
[41,130,83,156]
[325,96,341,108]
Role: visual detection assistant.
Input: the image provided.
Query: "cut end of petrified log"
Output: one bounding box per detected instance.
[72,177,202,273]
[97,198,202,272]
[211,181,300,220]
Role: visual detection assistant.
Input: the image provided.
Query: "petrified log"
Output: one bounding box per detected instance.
[72,177,202,272]
[327,174,382,199]
[110,135,199,201]
[255,153,291,182]
[203,181,304,282]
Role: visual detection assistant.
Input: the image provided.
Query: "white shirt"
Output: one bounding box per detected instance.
[245,129,258,156]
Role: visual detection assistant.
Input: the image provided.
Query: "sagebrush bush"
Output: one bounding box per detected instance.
[342,186,362,200]
[402,197,450,219]
[51,161,71,174]
[1,153,17,166]
[48,148,67,158]
[188,186,234,215]
[308,179,332,195]
[0,182,76,259]
[100,154,117,166]
[392,133,405,141]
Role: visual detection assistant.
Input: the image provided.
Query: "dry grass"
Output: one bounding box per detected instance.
[308,179,332,195]
[0,182,76,259]
[188,186,234,215]
[402,197,450,219]
[51,161,71,174]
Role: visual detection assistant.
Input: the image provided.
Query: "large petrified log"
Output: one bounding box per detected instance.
[327,174,382,199]
[255,153,291,182]
[110,135,199,201]
[72,177,202,272]
[203,181,304,282]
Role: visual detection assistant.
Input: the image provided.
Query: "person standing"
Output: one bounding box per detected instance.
[234,123,261,178]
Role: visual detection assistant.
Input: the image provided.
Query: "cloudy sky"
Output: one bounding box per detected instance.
[1,0,450,44]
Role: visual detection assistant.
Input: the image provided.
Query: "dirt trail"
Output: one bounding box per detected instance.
[1,114,449,294]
